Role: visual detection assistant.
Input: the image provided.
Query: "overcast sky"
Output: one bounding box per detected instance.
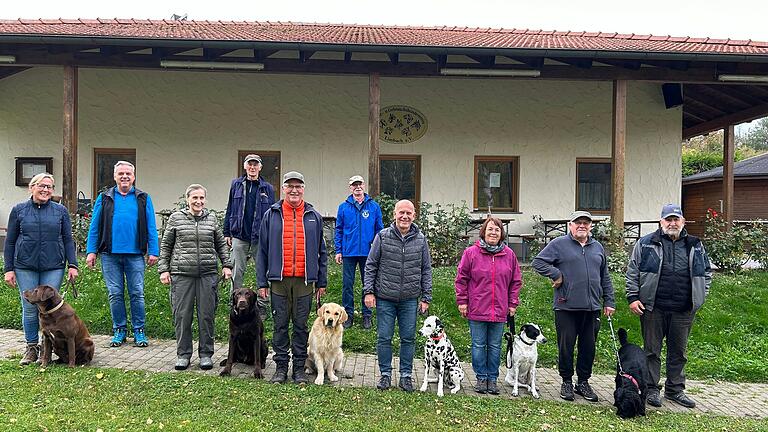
[3,0,768,41]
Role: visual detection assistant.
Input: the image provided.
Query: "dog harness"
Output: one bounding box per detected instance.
[621,372,641,394]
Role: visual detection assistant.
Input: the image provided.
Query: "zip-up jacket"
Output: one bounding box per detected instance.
[158,209,232,276]
[4,199,78,272]
[455,242,522,323]
[257,200,327,288]
[334,194,384,257]
[532,233,615,311]
[223,175,275,243]
[626,228,712,313]
[363,223,433,304]
[86,186,159,256]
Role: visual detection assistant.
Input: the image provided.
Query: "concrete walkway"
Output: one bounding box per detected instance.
[1,328,766,419]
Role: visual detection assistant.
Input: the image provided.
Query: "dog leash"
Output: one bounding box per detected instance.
[504,314,516,369]
[60,277,78,299]
[606,316,640,393]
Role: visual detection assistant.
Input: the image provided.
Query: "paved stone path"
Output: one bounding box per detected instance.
[2,328,766,419]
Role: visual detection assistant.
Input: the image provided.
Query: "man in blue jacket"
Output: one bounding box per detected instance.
[532,210,615,403]
[334,175,384,329]
[86,161,159,348]
[224,154,275,320]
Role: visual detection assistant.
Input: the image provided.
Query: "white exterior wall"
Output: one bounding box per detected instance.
[0,67,681,234]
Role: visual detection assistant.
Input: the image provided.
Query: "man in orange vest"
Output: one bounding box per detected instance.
[258,171,327,384]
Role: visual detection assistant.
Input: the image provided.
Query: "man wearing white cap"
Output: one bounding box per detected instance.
[626,204,712,409]
[532,210,615,403]
[334,175,384,330]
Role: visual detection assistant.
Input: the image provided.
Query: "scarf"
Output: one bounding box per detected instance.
[479,238,505,254]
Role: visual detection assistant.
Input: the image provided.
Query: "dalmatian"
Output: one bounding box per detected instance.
[504,323,547,398]
[419,315,464,397]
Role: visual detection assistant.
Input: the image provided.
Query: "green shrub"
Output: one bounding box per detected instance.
[704,208,750,272]
[592,219,629,272]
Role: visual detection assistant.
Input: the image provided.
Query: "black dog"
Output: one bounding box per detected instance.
[219,288,268,379]
[613,328,648,418]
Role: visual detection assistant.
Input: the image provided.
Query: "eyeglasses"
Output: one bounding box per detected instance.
[35,184,55,190]
[283,184,305,190]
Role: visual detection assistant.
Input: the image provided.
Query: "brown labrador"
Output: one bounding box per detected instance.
[23,285,94,367]
[219,288,268,379]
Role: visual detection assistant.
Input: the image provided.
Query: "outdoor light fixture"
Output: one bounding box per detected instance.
[0,55,16,64]
[439,68,541,77]
[717,74,768,83]
[160,60,265,71]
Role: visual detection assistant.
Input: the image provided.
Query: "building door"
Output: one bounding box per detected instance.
[92,148,136,199]
[237,150,281,187]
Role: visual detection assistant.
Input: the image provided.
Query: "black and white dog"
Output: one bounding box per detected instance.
[419,315,464,397]
[613,328,648,419]
[504,323,547,398]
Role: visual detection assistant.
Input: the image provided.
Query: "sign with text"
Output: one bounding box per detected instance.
[379,105,428,144]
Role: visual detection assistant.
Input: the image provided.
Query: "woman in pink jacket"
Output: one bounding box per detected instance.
[455,217,522,395]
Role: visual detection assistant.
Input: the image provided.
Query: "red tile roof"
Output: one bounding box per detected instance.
[1,19,768,55]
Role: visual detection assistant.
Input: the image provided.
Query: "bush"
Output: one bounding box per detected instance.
[704,208,750,272]
[744,220,768,269]
[71,213,91,253]
[593,219,629,272]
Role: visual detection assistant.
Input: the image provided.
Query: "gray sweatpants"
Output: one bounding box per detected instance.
[170,274,219,359]
[231,237,269,317]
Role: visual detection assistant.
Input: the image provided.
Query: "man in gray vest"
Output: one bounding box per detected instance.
[626,204,712,409]
[364,199,432,393]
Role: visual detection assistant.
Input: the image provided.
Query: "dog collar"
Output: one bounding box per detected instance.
[430,334,444,342]
[41,300,65,315]
[621,372,640,393]
[517,335,535,346]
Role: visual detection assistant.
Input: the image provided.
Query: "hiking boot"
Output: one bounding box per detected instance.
[474,379,488,394]
[293,369,308,385]
[19,343,39,366]
[647,390,662,407]
[560,381,575,401]
[110,328,127,347]
[362,315,372,330]
[133,328,149,347]
[399,376,414,393]
[575,381,599,402]
[343,316,353,330]
[665,391,696,408]
[487,380,499,395]
[271,365,289,384]
[175,357,190,371]
[377,375,391,390]
[199,357,213,370]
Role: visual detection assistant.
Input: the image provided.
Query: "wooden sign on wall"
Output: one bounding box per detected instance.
[379,105,428,144]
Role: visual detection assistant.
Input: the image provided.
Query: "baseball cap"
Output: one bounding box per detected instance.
[660,204,683,219]
[349,175,365,185]
[569,210,594,222]
[243,154,262,164]
[283,171,305,183]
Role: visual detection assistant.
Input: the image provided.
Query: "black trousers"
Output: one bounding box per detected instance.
[270,278,312,369]
[554,310,601,382]
[640,307,695,395]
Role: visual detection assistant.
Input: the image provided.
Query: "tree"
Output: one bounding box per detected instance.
[738,117,768,151]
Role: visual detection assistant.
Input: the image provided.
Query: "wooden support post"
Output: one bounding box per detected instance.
[611,80,627,227]
[722,124,735,228]
[368,73,381,197]
[62,65,78,213]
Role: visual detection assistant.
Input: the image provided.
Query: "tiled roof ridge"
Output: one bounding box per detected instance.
[0,18,765,47]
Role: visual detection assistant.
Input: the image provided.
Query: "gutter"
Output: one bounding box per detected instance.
[3,34,768,63]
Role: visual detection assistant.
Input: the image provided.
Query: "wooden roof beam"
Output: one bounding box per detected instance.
[468,55,495,68]
[427,54,447,68]
[551,57,593,69]
[506,56,544,68]
[689,84,756,110]
[254,49,277,62]
[595,59,642,70]
[299,50,315,63]
[684,94,729,116]
[203,48,236,60]
[387,52,399,65]
[683,103,768,139]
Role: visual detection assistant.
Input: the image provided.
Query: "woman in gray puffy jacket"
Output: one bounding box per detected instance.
[159,184,232,371]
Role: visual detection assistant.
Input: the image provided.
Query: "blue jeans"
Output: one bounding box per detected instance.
[101,253,146,331]
[376,298,418,378]
[16,268,65,344]
[342,256,371,318]
[468,320,505,381]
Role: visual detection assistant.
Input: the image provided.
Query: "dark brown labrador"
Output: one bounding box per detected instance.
[219,288,268,379]
[23,285,94,367]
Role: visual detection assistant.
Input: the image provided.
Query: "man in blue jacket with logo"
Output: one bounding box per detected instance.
[334,175,384,329]
[223,154,275,320]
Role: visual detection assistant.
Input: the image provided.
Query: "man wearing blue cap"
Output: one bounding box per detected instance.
[626,204,712,409]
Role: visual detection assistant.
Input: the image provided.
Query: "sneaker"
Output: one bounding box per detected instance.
[560,381,575,401]
[362,316,372,330]
[19,344,40,366]
[487,380,499,395]
[647,391,662,407]
[271,365,289,384]
[110,328,127,347]
[575,381,599,402]
[343,316,353,330]
[474,379,488,394]
[399,376,414,393]
[175,357,190,370]
[133,328,149,347]
[199,357,213,370]
[665,392,696,408]
[377,375,391,390]
[293,369,308,385]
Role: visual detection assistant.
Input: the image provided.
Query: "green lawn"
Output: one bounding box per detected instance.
[0,361,765,432]
[2,259,767,382]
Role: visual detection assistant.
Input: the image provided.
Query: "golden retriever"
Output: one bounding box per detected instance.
[305,302,347,385]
